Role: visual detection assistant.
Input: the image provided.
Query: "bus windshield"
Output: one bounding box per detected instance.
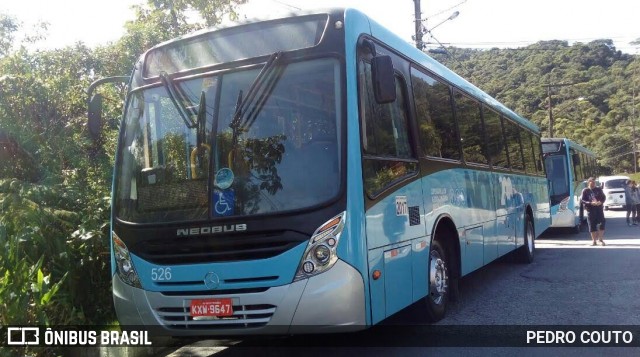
[115,57,342,223]
[544,154,569,205]
[603,179,627,189]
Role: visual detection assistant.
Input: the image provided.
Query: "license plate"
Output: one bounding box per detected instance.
[190,298,233,317]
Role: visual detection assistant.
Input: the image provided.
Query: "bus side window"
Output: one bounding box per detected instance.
[504,119,525,171]
[522,130,537,174]
[359,60,417,197]
[532,136,544,175]
[454,91,486,165]
[483,108,508,168]
[410,68,460,160]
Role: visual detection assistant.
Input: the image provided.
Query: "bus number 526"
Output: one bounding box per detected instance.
[151,267,172,281]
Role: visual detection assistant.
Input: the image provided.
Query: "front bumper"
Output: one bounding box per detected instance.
[113,259,366,335]
[605,194,626,208]
[550,207,579,228]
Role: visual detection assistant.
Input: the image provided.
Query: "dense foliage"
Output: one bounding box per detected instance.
[0,2,245,349]
[0,2,638,344]
[430,39,639,173]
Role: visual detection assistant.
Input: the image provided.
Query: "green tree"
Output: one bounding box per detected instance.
[431,40,637,173]
[0,0,246,330]
[0,14,18,57]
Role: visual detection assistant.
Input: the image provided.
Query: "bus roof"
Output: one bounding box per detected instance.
[541,138,596,156]
[141,7,342,57]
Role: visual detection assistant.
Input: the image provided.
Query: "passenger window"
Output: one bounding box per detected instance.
[410,69,460,160]
[454,91,486,165]
[522,130,537,174]
[359,60,417,197]
[532,135,544,175]
[483,108,508,168]
[504,120,525,171]
[360,62,411,158]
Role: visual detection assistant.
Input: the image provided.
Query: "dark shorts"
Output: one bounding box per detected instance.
[587,209,606,232]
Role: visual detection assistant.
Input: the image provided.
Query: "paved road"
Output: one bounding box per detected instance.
[157,209,640,356]
[439,208,640,325]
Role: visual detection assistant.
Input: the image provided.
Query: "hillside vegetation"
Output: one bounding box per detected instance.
[431,39,639,173]
[0,0,246,335]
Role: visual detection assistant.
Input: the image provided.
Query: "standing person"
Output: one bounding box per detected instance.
[624,180,635,226]
[581,177,606,246]
[633,181,640,225]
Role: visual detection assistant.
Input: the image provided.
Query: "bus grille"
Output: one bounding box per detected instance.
[155,304,276,329]
[133,231,308,265]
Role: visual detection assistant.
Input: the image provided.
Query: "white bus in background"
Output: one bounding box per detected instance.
[598,175,630,210]
[542,138,597,233]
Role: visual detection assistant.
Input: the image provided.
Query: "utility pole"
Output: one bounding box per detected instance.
[547,84,554,138]
[546,80,586,138]
[633,66,637,173]
[414,0,424,50]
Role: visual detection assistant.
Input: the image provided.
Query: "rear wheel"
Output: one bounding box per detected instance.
[516,216,535,263]
[425,239,450,322]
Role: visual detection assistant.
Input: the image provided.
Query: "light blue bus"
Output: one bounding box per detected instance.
[542,138,597,232]
[88,8,551,335]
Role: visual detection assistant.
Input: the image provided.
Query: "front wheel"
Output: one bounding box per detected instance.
[424,240,450,322]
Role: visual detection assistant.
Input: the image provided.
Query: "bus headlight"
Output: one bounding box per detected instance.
[294,212,345,281]
[113,232,142,288]
[313,244,331,264]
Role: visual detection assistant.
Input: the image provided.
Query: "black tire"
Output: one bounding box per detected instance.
[516,216,535,263]
[424,239,450,322]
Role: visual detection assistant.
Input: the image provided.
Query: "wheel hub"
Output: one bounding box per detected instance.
[429,251,448,305]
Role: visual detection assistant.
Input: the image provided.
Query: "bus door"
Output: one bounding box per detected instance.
[358,54,426,322]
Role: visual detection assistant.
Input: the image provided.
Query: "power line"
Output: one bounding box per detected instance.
[607,149,636,160]
[268,0,301,11]
[599,138,639,157]
[424,31,471,77]
[421,0,467,21]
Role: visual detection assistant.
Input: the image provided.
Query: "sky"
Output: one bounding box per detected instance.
[1,0,639,53]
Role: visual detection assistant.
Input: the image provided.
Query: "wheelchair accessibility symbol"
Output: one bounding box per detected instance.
[213,190,235,217]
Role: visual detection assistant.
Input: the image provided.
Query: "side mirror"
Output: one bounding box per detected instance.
[371,55,396,104]
[86,75,129,141]
[88,94,103,140]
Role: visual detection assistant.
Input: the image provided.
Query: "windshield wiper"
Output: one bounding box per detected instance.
[196,91,207,148]
[230,51,285,133]
[160,72,210,177]
[193,91,209,174]
[159,71,197,129]
[228,52,286,162]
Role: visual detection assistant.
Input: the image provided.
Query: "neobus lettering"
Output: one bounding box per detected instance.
[177,224,247,236]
